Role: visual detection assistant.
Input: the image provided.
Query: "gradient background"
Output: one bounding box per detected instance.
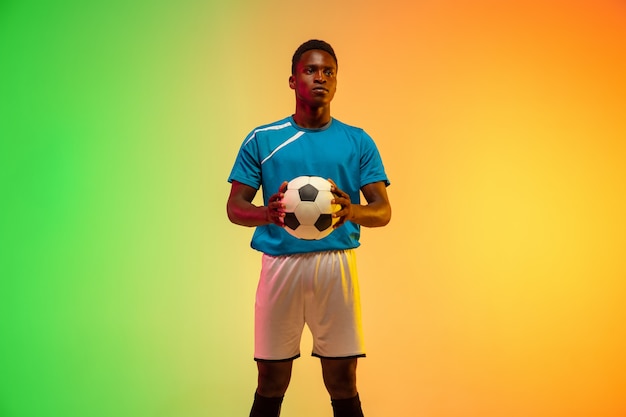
[1,1,625,416]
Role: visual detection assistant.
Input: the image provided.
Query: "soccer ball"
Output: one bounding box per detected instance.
[282,176,341,240]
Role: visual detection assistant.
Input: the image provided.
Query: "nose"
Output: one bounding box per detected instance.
[314,70,326,83]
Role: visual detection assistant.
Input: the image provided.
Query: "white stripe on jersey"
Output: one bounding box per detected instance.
[243,121,292,147]
[261,131,305,165]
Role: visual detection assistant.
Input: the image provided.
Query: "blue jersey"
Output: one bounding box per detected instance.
[228,116,389,256]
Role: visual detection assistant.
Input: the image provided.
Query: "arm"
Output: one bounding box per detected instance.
[330,180,391,228]
[226,180,287,227]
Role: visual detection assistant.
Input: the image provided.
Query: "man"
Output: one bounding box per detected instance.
[226,39,391,417]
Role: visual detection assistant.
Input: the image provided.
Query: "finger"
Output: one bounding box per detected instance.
[332,207,347,218]
[331,185,347,199]
[332,196,348,207]
[333,217,346,228]
[270,200,285,211]
[327,178,340,193]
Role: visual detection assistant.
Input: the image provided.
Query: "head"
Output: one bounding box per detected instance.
[291,39,338,75]
[289,40,338,108]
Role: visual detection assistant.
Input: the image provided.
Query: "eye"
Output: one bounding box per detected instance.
[324,69,334,76]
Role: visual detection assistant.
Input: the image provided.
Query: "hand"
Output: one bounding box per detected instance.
[266,181,288,226]
[328,178,352,228]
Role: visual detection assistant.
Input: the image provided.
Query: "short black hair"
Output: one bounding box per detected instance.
[291,39,338,75]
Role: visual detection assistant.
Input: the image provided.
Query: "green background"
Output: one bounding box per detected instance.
[1,2,251,416]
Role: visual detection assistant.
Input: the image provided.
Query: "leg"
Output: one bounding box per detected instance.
[250,361,293,417]
[321,358,364,417]
[256,360,293,397]
[251,254,303,416]
[320,358,358,399]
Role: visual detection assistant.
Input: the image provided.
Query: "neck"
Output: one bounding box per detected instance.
[293,104,331,129]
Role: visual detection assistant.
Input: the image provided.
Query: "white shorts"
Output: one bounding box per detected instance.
[254,250,366,361]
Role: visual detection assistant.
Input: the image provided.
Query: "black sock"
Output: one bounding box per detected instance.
[331,393,364,417]
[249,392,284,417]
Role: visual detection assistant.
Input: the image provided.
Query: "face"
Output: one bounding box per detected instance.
[289,49,337,107]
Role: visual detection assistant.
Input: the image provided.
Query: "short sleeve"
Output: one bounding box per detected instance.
[228,132,262,189]
[359,131,390,188]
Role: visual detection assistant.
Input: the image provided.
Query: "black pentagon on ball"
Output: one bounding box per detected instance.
[314,214,333,231]
[298,184,318,202]
[283,212,300,230]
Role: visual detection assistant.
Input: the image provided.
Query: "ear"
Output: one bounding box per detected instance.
[289,75,295,89]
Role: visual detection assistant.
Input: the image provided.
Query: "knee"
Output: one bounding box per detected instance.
[257,362,292,397]
[324,374,357,399]
[322,365,358,399]
[257,374,290,398]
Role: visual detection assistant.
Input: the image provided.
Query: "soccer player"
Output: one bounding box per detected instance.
[226,39,391,417]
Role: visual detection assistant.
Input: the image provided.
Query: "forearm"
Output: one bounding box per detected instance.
[347,201,391,228]
[227,200,270,227]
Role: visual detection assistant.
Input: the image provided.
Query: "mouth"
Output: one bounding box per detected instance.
[312,87,328,93]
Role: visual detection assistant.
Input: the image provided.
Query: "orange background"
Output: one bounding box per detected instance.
[221,2,626,415]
